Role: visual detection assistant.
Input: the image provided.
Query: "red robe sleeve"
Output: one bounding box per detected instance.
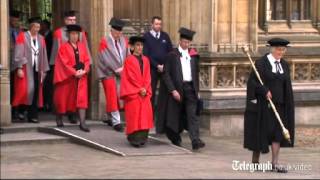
[120,55,152,102]
[53,44,77,84]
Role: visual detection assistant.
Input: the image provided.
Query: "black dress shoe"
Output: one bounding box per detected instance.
[171,140,182,147]
[103,119,113,126]
[28,118,39,123]
[68,115,78,124]
[198,139,206,148]
[113,124,123,132]
[272,164,288,173]
[79,123,90,132]
[18,113,25,121]
[192,139,205,151]
[56,119,64,128]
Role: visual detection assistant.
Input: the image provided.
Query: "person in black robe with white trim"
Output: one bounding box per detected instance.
[244,38,295,173]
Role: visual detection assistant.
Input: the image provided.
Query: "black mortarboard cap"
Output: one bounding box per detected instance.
[64,10,77,17]
[179,27,196,41]
[129,36,145,45]
[267,38,290,47]
[28,17,41,24]
[109,17,126,31]
[66,24,82,32]
[10,10,21,18]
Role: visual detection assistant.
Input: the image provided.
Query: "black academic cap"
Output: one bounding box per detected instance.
[179,27,196,41]
[28,17,41,24]
[10,10,21,18]
[129,36,145,45]
[66,24,82,32]
[109,17,125,31]
[64,10,77,17]
[267,38,290,47]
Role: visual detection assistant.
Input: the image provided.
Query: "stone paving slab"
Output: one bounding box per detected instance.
[39,125,192,157]
[0,131,69,146]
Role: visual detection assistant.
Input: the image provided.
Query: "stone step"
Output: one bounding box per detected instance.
[0,131,69,146]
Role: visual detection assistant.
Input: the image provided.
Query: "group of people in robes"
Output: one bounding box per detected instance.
[9,9,295,167]
[9,11,206,150]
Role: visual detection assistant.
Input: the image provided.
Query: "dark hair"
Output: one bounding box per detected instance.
[151,16,162,23]
[42,19,51,28]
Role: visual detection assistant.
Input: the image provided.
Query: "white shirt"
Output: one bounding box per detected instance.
[179,45,192,82]
[267,53,284,74]
[28,31,39,71]
[109,34,123,62]
[150,29,160,39]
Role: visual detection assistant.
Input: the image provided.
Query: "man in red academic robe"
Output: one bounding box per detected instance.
[97,17,130,132]
[53,24,90,132]
[50,10,92,124]
[120,36,153,147]
[12,17,49,123]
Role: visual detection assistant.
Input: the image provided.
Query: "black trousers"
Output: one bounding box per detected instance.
[43,65,54,111]
[151,69,161,110]
[166,82,200,143]
[18,68,39,120]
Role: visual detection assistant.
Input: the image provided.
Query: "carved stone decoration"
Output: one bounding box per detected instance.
[216,66,234,88]
[199,66,211,89]
[311,63,320,81]
[236,65,251,88]
[294,63,309,81]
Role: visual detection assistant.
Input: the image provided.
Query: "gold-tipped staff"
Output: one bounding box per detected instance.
[242,46,291,144]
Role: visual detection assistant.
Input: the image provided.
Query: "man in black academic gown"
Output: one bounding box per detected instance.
[40,19,53,112]
[244,38,295,173]
[157,27,205,151]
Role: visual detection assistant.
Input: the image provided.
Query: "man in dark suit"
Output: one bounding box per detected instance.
[40,19,53,112]
[143,16,172,114]
[157,27,205,151]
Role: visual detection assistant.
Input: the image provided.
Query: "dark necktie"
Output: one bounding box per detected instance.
[115,40,121,58]
[155,32,159,39]
[275,61,281,74]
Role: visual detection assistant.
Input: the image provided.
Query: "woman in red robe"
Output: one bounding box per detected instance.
[120,36,153,147]
[53,24,90,132]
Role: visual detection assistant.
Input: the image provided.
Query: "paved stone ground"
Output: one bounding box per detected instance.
[1,126,319,179]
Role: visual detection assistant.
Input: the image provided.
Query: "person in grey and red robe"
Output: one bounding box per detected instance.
[12,17,50,123]
[97,17,130,132]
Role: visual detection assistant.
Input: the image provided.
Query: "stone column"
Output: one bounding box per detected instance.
[0,0,11,126]
[248,0,259,52]
[264,0,271,33]
[88,0,113,120]
[317,0,320,30]
[161,0,211,49]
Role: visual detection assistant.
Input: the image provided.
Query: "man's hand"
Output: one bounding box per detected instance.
[115,67,123,74]
[40,72,46,83]
[266,91,272,100]
[75,70,86,78]
[17,68,24,78]
[157,64,164,73]
[140,88,147,97]
[172,90,181,102]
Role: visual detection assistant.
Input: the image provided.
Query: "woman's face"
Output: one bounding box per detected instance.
[69,31,79,43]
[30,23,40,34]
[133,42,143,55]
[272,47,287,60]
